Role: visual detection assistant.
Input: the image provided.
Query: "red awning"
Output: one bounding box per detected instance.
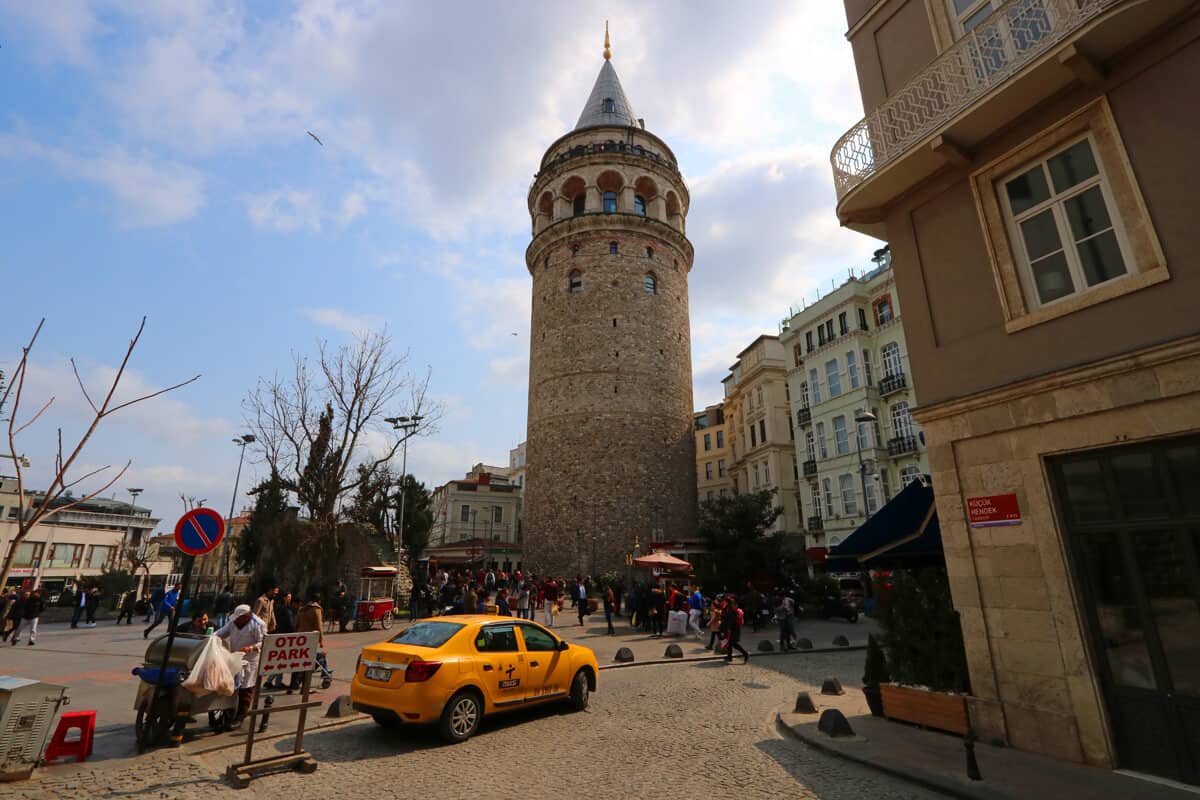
[806,547,829,564]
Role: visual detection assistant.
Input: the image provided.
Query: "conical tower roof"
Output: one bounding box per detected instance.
[574,59,639,131]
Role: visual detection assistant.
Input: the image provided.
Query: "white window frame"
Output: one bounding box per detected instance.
[900,465,923,486]
[825,359,842,398]
[753,464,760,488]
[809,369,822,404]
[705,462,713,480]
[880,467,892,502]
[846,350,859,389]
[799,381,810,408]
[839,474,858,515]
[805,432,816,461]
[718,459,726,477]
[891,402,914,439]
[882,342,902,378]
[816,422,828,460]
[810,484,821,519]
[865,477,879,514]
[822,478,835,518]
[763,460,771,485]
[833,415,850,456]
[998,133,1135,312]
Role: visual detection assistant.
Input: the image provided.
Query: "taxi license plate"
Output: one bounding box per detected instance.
[365,666,391,682]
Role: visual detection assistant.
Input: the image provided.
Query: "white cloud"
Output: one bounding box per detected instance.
[0,132,205,227]
[487,355,528,387]
[300,307,383,335]
[247,189,322,233]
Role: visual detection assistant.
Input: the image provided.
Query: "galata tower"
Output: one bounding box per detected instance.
[523,27,697,577]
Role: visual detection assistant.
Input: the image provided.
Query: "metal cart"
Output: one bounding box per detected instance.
[353,566,397,632]
[131,634,239,752]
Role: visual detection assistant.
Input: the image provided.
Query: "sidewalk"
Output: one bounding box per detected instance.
[778,706,1199,800]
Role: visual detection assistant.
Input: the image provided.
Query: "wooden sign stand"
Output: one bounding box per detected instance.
[225,670,321,788]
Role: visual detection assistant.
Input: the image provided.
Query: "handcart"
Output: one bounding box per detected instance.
[353,566,398,632]
[131,633,239,752]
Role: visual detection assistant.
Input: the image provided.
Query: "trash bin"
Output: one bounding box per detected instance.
[0,676,69,782]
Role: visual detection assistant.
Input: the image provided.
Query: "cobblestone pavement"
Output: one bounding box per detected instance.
[14,651,942,800]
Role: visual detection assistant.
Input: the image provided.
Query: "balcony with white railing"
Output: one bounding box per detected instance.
[830,0,1187,233]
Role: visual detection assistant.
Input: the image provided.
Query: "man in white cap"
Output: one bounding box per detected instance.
[215,603,266,727]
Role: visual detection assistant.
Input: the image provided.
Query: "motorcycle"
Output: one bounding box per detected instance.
[816,593,859,623]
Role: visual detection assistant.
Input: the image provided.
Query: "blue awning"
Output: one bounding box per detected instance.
[827,479,942,569]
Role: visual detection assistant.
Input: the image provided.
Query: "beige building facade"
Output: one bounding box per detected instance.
[428,464,523,571]
[721,337,803,541]
[835,0,1200,784]
[522,42,697,576]
[780,251,930,561]
[694,402,733,505]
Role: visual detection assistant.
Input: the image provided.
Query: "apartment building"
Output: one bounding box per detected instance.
[721,337,803,541]
[427,464,523,571]
[834,0,1200,783]
[0,476,172,595]
[694,402,734,504]
[780,250,930,562]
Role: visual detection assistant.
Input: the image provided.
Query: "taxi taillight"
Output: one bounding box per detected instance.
[404,660,442,683]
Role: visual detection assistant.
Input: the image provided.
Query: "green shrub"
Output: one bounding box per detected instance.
[862,633,891,688]
[877,567,970,693]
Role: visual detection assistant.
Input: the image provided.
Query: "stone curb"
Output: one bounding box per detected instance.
[774,710,1010,800]
[187,712,367,756]
[599,645,866,671]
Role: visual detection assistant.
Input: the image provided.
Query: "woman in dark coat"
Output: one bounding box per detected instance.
[721,595,749,664]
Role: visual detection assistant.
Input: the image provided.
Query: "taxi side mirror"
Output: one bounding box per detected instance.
[557,640,569,651]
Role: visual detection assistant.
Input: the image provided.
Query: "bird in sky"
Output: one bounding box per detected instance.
[306,130,323,146]
[511,332,519,336]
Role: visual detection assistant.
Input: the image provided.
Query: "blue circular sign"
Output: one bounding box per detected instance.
[174,507,225,557]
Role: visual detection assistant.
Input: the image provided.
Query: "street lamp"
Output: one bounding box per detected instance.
[221,434,256,589]
[854,410,877,519]
[385,415,423,584]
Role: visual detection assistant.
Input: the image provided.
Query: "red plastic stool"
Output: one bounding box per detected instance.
[43,710,96,764]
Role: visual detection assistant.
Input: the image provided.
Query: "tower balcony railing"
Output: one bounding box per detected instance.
[532,139,681,189]
[831,0,1120,204]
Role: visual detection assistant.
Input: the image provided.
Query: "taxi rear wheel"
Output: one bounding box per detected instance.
[568,669,590,711]
[439,690,482,743]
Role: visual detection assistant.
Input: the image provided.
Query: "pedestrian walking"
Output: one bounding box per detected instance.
[516,582,530,620]
[649,582,666,638]
[253,583,279,633]
[264,592,296,690]
[146,584,164,623]
[0,590,17,642]
[722,595,749,664]
[144,583,180,638]
[116,588,137,624]
[9,589,42,646]
[496,588,512,616]
[84,587,101,626]
[575,575,588,626]
[707,597,725,650]
[70,584,87,628]
[687,584,705,637]
[776,593,796,651]
[603,585,616,635]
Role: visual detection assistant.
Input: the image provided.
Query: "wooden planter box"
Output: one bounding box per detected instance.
[879,684,968,735]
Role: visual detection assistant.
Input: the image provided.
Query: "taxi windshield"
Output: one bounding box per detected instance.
[388,621,464,648]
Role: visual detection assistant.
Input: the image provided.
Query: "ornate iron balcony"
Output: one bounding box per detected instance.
[888,435,919,457]
[879,372,907,397]
[797,407,812,426]
[831,0,1118,200]
[807,516,824,532]
[803,459,818,478]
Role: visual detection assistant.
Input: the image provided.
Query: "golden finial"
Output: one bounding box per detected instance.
[603,20,611,61]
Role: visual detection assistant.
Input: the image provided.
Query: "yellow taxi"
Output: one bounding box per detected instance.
[350,615,599,742]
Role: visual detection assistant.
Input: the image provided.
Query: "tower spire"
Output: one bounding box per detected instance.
[603,20,611,61]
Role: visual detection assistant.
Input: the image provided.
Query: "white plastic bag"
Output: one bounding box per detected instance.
[181,636,238,697]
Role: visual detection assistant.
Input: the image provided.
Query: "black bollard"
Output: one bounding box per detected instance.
[965,728,982,781]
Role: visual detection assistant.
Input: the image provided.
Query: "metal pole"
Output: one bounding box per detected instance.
[222,440,248,589]
[397,433,408,576]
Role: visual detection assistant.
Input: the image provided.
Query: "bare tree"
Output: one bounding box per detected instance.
[243,329,440,530]
[0,318,200,589]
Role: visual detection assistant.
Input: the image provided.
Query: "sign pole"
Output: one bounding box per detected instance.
[150,553,193,740]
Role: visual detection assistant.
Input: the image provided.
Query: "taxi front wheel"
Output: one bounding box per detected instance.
[439,690,482,743]
[568,670,590,711]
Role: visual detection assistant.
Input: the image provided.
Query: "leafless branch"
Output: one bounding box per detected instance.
[62,463,113,490]
[12,396,54,437]
[70,357,99,414]
[105,374,201,416]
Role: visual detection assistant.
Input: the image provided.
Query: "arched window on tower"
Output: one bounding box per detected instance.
[568,270,583,294]
[634,195,646,216]
[571,244,580,257]
[603,98,615,113]
[609,241,619,255]
[645,246,654,259]
[603,191,618,213]
[572,194,585,216]
[644,273,657,295]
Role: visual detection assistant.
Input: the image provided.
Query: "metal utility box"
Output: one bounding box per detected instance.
[0,676,69,782]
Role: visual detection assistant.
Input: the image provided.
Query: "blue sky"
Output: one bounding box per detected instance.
[1,1,881,531]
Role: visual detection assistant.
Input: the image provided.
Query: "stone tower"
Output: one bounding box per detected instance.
[523,29,697,577]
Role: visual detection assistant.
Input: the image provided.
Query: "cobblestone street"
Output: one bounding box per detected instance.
[12,650,940,799]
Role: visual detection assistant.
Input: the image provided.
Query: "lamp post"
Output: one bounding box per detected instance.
[221,434,256,590]
[384,415,422,594]
[854,410,877,519]
[122,486,143,575]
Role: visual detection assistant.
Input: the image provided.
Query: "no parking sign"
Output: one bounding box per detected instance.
[174,507,225,556]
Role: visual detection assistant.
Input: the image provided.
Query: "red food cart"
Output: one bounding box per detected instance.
[353,566,397,631]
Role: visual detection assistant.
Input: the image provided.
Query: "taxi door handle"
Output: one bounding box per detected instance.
[483,664,494,671]
[530,660,540,667]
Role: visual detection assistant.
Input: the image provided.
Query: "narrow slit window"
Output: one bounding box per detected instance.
[568,270,583,294]
[644,274,657,294]
[609,241,618,255]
